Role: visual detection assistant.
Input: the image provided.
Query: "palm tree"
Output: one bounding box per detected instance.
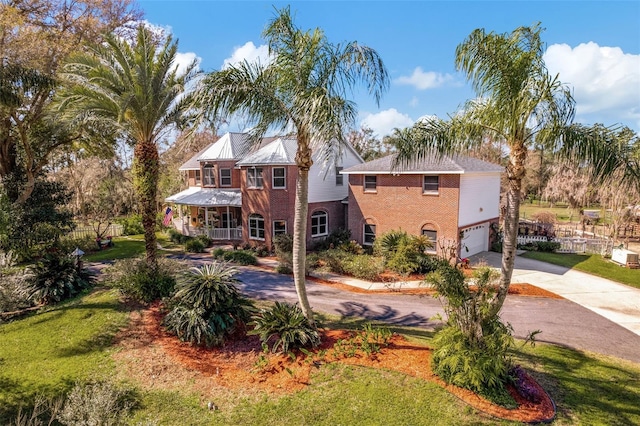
[395,23,635,317]
[198,7,388,326]
[58,25,198,270]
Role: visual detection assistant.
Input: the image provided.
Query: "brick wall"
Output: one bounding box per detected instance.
[347,173,461,252]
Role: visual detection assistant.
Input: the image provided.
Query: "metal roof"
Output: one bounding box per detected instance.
[197,132,253,161]
[165,187,242,207]
[235,137,298,166]
[178,144,212,171]
[341,154,503,175]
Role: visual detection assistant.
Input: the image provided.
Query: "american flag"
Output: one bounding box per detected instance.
[162,206,174,226]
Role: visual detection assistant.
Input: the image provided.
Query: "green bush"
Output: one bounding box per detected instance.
[25,254,94,305]
[185,238,205,253]
[116,215,144,236]
[312,228,351,251]
[253,244,270,257]
[195,233,212,248]
[222,250,258,265]
[0,270,33,314]
[342,254,385,281]
[374,229,434,275]
[249,301,320,353]
[317,249,351,274]
[273,233,293,255]
[164,262,254,347]
[536,241,561,252]
[59,381,135,426]
[104,257,182,303]
[275,263,292,274]
[211,247,226,259]
[416,255,449,274]
[166,228,189,244]
[57,236,99,255]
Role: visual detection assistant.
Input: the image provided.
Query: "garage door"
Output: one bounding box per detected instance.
[461,223,488,257]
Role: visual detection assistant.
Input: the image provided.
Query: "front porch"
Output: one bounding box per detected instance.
[171,216,243,240]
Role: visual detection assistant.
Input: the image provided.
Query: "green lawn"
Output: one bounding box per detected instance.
[520,200,581,223]
[2,294,640,425]
[521,251,640,290]
[83,233,184,262]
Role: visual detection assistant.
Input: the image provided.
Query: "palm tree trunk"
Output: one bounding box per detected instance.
[292,165,315,327]
[133,139,159,270]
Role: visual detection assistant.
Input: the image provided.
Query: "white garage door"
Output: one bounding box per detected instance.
[461,223,489,257]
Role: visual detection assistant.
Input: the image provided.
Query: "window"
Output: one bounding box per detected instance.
[247,167,263,188]
[249,214,265,240]
[363,224,376,246]
[194,170,201,185]
[221,212,233,229]
[364,175,377,192]
[220,168,232,186]
[311,211,328,237]
[421,229,438,251]
[273,220,287,235]
[203,164,215,186]
[272,167,286,189]
[335,166,343,186]
[423,175,439,194]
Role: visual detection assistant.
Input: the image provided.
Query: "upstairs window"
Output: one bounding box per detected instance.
[220,168,232,186]
[363,224,376,246]
[364,175,377,192]
[203,165,215,186]
[272,167,286,189]
[423,175,439,194]
[335,166,343,186]
[311,211,328,237]
[247,167,263,189]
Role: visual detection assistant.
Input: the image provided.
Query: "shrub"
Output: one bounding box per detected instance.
[24,254,94,305]
[59,381,135,426]
[167,228,189,244]
[222,250,257,265]
[164,262,254,347]
[317,249,351,274]
[312,228,351,251]
[249,301,320,353]
[116,215,144,236]
[211,247,226,259]
[0,270,33,314]
[536,241,561,252]
[253,244,270,257]
[57,236,98,255]
[275,263,292,274]
[416,254,449,274]
[338,240,364,255]
[185,238,205,253]
[342,254,385,281]
[374,229,434,275]
[195,233,212,248]
[273,233,293,255]
[104,257,182,303]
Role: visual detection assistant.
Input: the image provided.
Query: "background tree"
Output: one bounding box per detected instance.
[198,6,388,326]
[347,125,390,161]
[58,25,199,271]
[395,23,634,320]
[0,0,140,204]
[542,162,593,209]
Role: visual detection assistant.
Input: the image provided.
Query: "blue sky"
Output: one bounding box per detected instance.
[140,1,640,138]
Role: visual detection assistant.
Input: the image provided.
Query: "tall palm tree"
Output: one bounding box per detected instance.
[58,25,198,270]
[198,7,388,326]
[395,24,635,317]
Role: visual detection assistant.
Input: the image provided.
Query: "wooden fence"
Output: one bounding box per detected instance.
[67,224,124,240]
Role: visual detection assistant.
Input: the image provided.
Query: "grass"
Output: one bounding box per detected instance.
[2,297,640,425]
[0,289,130,423]
[521,251,640,289]
[83,232,184,262]
[520,200,581,223]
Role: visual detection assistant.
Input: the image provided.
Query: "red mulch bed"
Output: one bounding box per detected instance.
[113,304,555,423]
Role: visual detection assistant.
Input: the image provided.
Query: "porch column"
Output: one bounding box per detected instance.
[226,205,230,240]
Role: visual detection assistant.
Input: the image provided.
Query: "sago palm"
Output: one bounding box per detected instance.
[198,6,388,327]
[394,23,636,317]
[58,25,198,271]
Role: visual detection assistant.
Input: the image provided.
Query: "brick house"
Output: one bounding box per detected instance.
[165,132,363,248]
[341,154,503,258]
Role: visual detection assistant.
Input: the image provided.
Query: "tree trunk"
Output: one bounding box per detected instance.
[293,141,315,327]
[133,139,159,271]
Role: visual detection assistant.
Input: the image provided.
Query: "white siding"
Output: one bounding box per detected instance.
[309,146,363,203]
[458,173,501,226]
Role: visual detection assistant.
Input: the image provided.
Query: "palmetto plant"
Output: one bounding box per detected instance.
[25,254,94,305]
[164,262,253,347]
[249,301,321,353]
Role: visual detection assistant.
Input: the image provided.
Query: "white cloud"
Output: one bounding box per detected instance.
[173,52,201,76]
[544,42,640,129]
[222,41,271,69]
[395,67,456,90]
[361,109,415,138]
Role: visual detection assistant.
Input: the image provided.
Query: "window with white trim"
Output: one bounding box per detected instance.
[421,228,437,251]
[311,211,328,237]
[272,167,286,189]
[363,224,376,246]
[273,220,287,236]
[335,166,343,186]
[249,214,265,240]
[247,167,263,188]
[364,175,377,192]
[220,168,232,186]
[423,175,439,194]
[203,165,215,186]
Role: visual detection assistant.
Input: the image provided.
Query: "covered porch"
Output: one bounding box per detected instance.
[165,187,243,241]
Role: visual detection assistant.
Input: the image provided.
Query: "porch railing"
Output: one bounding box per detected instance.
[171,218,242,240]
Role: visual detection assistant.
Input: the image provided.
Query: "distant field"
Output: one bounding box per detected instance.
[520,201,583,223]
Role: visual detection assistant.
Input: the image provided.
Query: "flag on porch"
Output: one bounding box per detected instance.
[163,206,174,226]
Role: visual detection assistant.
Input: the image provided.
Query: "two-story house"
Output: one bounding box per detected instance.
[165,132,363,248]
[342,154,503,258]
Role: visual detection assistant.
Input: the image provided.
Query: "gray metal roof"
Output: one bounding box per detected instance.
[235,137,298,166]
[341,154,503,175]
[179,144,212,171]
[165,187,242,207]
[197,132,253,161]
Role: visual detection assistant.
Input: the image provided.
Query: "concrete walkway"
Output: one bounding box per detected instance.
[469,251,640,337]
